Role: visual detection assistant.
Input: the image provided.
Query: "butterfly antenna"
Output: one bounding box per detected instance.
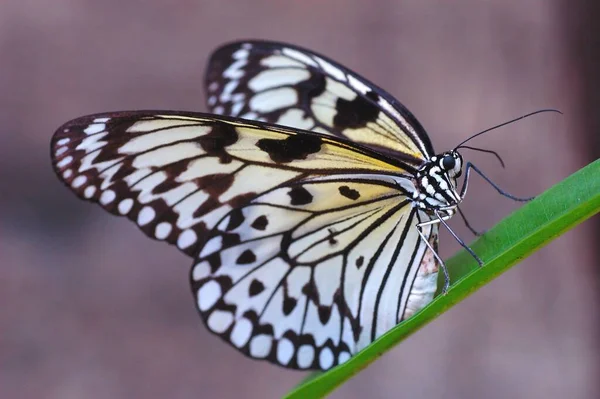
[455,109,562,149]
[456,145,506,168]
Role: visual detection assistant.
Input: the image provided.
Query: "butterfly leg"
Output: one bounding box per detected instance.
[457,206,485,236]
[416,221,451,294]
[460,162,535,202]
[434,210,484,268]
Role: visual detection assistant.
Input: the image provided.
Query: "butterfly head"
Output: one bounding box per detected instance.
[413,150,464,214]
[438,150,463,179]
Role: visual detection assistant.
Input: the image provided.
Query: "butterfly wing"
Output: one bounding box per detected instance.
[51,111,412,259]
[51,111,438,370]
[205,40,435,164]
[191,176,438,369]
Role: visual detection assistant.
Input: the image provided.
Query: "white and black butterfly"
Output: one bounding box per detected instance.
[51,41,533,370]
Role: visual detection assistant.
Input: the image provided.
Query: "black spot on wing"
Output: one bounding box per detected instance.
[356,256,364,269]
[318,305,332,324]
[332,287,362,342]
[327,228,338,246]
[283,296,297,316]
[249,279,265,296]
[256,134,322,163]
[225,209,245,231]
[251,215,268,231]
[200,123,238,163]
[287,186,313,206]
[302,279,320,304]
[338,185,360,200]
[256,73,327,125]
[236,249,256,264]
[333,91,380,129]
[197,173,235,197]
[189,173,238,220]
[296,73,327,103]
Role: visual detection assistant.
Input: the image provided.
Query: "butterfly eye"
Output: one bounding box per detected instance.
[442,155,456,171]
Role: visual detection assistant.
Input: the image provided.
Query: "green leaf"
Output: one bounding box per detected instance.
[285,159,600,399]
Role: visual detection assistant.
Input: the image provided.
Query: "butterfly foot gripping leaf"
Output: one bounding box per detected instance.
[51,40,509,371]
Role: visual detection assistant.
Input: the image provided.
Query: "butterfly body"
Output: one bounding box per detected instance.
[413,151,464,215]
[51,41,475,370]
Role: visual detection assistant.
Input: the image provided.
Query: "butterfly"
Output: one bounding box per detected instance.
[51,40,527,371]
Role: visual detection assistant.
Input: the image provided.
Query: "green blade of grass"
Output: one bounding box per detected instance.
[285,159,600,399]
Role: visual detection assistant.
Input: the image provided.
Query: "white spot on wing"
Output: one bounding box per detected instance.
[207,310,234,333]
[178,157,242,181]
[249,334,272,358]
[199,235,223,258]
[99,190,116,205]
[71,175,87,188]
[125,119,199,133]
[231,93,244,103]
[123,168,153,187]
[173,191,211,229]
[231,102,244,116]
[93,117,110,123]
[155,222,172,240]
[192,261,211,280]
[276,338,294,365]
[240,112,258,120]
[249,87,298,113]
[57,156,73,168]
[197,280,221,311]
[137,206,156,226]
[319,347,334,369]
[97,164,123,191]
[83,185,96,198]
[296,345,314,368]
[248,68,311,92]
[177,229,197,249]
[276,109,314,130]
[325,77,357,100]
[220,80,239,102]
[232,48,249,60]
[315,56,346,81]
[223,59,247,79]
[347,75,370,94]
[118,198,134,215]
[260,55,305,68]
[56,138,70,145]
[76,132,108,153]
[83,123,105,135]
[282,48,318,67]
[338,351,351,364]
[132,142,204,168]
[55,146,67,156]
[230,318,253,348]
[119,126,211,154]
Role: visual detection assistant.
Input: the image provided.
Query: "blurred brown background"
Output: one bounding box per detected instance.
[1,1,598,398]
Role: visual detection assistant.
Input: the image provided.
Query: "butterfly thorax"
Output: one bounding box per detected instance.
[412,150,464,217]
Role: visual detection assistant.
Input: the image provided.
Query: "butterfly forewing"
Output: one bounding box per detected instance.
[51,111,411,257]
[205,41,435,163]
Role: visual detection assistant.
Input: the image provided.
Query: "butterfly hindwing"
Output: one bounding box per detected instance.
[205,40,435,163]
[191,176,437,369]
